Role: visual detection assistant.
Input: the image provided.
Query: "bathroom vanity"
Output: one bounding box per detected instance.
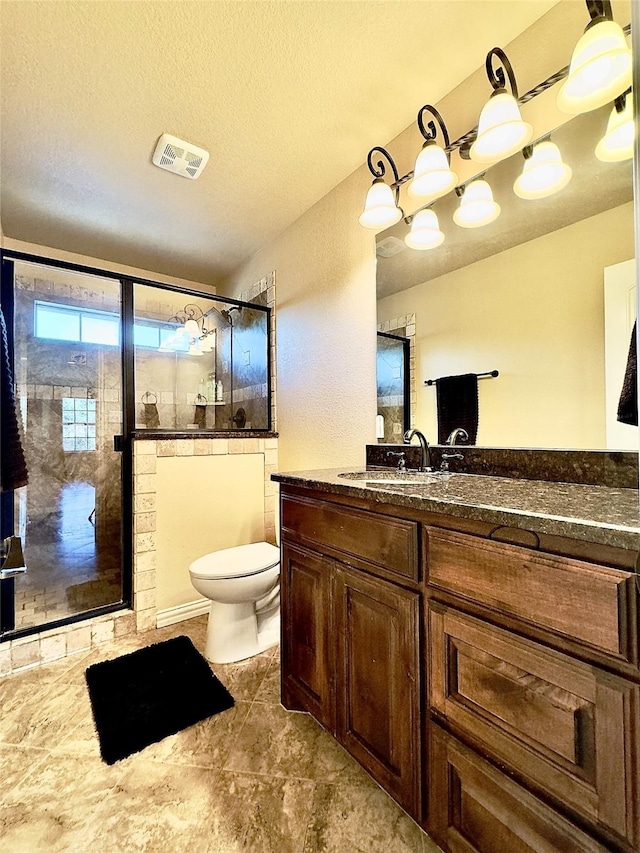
[272,466,640,853]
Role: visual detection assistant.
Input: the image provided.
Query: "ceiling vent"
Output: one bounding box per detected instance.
[376,236,407,258]
[152,133,209,180]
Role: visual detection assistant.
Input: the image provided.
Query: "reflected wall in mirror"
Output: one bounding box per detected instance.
[376,103,636,450]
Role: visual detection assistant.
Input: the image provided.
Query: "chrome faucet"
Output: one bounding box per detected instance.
[403,429,431,472]
[386,450,406,473]
[446,427,469,446]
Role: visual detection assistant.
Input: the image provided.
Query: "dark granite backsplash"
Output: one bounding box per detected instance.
[366,444,638,489]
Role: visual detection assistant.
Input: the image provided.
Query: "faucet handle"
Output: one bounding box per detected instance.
[440,452,463,473]
[386,450,407,472]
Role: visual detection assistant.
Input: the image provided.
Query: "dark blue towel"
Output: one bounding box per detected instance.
[0,307,28,490]
[617,321,637,426]
[435,373,478,445]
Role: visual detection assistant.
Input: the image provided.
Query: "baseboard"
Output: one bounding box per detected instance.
[156,599,210,628]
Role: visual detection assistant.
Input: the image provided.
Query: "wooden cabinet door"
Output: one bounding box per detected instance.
[428,723,612,853]
[281,543,334,730]
[429,602,640,849]
[334,565,421,818]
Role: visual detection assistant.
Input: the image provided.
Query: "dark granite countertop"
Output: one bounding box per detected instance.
[272,468,640,551]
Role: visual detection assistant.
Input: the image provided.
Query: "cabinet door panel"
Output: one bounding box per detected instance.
[428,724,612,853]
[429,603,639,848]
[281,543,334,729]
[335,565,421,818]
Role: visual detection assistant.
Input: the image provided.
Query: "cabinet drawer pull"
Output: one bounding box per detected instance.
[488,525,540,550]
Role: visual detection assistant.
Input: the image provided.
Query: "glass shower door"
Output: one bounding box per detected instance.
[3,259,127,634]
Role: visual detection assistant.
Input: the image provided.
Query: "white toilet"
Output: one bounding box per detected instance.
[189,541,280,664]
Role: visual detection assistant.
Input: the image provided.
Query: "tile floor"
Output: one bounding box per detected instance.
[0,615,442,853]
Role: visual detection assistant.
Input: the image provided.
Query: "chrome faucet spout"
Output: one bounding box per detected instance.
[446,427,469,446]
[403,429,431,472]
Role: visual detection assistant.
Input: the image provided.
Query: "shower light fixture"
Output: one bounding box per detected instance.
[453,179,501,228]
[513,140,572,200]
[469,48,532,164]
[408,106,458,201]
[404,209,445,250]
[557,0,632,115]
[359,148,403,229]
[595,88,634,161]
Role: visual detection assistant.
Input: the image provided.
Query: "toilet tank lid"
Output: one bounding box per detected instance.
[189,542,280,579]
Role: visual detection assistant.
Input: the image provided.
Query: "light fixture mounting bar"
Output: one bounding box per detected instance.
[385,21,630,188]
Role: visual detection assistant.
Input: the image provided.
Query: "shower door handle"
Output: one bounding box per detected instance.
[0,535,27,577]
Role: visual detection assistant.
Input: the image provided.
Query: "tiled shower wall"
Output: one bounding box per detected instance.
[377,313,416,441]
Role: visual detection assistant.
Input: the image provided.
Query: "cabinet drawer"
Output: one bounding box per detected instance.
[426,527,637,662]
[429,604,639,848]
[282,494,418,581]
[428,724,612,853]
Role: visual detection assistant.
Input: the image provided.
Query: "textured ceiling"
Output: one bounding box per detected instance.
[0,0,561,287]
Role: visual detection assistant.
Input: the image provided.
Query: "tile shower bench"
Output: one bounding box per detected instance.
[272,467,640,853]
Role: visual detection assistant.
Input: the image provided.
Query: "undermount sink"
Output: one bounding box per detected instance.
[338,470,451,485]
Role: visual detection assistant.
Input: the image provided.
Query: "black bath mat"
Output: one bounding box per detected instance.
[85,635,234,765]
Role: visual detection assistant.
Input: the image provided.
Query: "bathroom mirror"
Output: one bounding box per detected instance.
[376,101,637,451]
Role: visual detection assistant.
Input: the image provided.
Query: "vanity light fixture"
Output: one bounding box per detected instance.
[404,208,445,250]
[453,179,501,228]
[595,88,634,161]
[469,47,533,165]
[513,140,572,200]
[408,106,458,201]
[359,148,403,229]
[557,0,632,115]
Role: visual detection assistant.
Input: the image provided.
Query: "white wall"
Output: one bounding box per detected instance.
[224,169,378,472]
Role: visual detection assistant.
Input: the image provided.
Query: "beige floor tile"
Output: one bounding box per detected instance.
[193,770,315,853]
[0,752,125,853]
[225,701,371,785]
[0,743,50,793]
[301,780,426,853]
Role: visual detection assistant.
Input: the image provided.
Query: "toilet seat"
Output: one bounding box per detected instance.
[189,542,280,581]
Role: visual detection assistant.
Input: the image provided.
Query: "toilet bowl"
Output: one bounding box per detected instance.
[189,541,280,664]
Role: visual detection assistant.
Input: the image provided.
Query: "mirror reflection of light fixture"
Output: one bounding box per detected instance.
[453,179,501,228]
[408,105,458,201]
[596,88,634,161]
[469,47,533,165]
[404,208,445,250]
[513,140,572,200]
[557,0,632,115]
[359,147,403,230]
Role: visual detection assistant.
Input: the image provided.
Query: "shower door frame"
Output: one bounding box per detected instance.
[0,251,135,640]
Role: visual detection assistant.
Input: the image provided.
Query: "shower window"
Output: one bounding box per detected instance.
[62,397,97,451]
[133,283,271,431]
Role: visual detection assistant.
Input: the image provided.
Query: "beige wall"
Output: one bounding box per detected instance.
[154,453,265,611]
[378,203,635,449]
[223,169,378,472]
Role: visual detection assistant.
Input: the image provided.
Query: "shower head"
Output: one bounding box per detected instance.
[220,306,243,324]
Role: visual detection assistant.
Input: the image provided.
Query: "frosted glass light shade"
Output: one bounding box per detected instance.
[359,178,402,229]
[408,142,458,200]
[453,180,501,228]
[596,95,634,161]
[184,318,200,338]
[513,141,572,199]
[557,19,632,114]
[469,91,533,164]
[404,209,445,251]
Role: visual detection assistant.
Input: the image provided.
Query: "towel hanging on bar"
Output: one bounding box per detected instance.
[425,369,498,386]
[434,373,479,445]
[0,307,28,490]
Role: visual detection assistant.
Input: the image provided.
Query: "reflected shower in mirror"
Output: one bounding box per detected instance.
[376,102,636,450]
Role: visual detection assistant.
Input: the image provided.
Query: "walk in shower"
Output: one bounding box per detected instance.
[1,256,271,641]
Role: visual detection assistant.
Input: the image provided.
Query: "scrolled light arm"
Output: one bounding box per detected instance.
[366,146,401,205]
[485,46,519,98]
[417,105,451,154]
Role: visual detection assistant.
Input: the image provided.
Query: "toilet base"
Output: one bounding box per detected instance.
[204,599,280,664]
